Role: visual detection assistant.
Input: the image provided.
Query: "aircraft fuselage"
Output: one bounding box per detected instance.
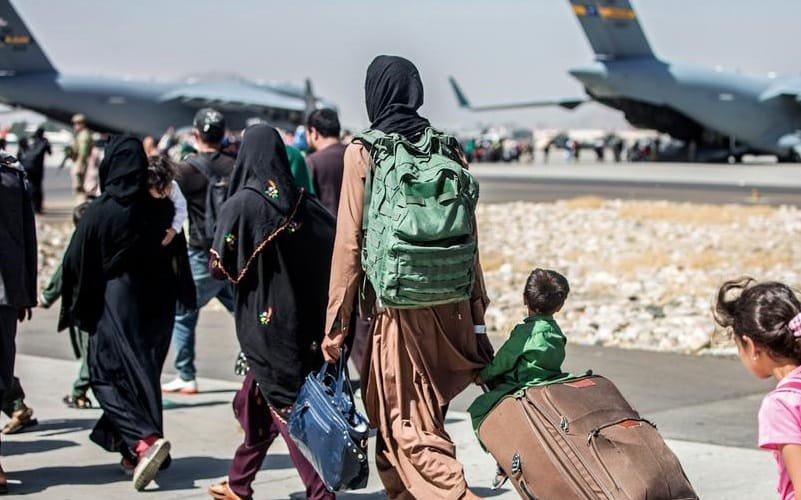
[569,59,801,157]
[0,72,308,137]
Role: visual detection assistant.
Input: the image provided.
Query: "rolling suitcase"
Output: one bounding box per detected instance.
[478,375,698,499]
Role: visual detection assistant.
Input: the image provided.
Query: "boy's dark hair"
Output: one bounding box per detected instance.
[147,155,175,193]
[306,108,341,138]
[524,268,569,315]
[714,277,801,362]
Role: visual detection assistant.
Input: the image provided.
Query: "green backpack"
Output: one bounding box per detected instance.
[358,127,479,309]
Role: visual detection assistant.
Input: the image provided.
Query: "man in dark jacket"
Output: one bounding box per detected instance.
[162,108,236,394]
[304,108,346,216]
[0,151,37,493]
[21,127,52,213]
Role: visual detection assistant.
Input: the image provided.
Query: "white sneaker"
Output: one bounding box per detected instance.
[132,438,170,491]
[161,377,198,394]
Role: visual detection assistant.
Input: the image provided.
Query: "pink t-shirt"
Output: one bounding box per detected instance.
[759,366,801,500]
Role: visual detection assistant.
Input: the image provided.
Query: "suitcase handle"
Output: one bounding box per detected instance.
[587,418,657,444]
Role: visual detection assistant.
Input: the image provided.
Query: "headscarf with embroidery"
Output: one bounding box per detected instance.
[210,125,336,409]
[227,123,298,214]
[211,123,304,284]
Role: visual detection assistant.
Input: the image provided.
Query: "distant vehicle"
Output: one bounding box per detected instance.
[450,0,801,162]
[0,0,335,137]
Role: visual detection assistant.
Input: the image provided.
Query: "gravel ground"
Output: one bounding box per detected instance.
[37,198,801,355]
[477,198,801,355]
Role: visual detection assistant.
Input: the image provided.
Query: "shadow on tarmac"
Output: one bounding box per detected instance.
[8,463,130,494]
[162,399,230,411]
[26,417,97,437]
[4,438,78,456]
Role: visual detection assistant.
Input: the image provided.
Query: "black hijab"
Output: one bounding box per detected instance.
[365,55,431,139]
[228,124,298,214]
[99,135,147,204]
[212,124,304,284]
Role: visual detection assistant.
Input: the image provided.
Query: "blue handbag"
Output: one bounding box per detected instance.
[288,350,370,491]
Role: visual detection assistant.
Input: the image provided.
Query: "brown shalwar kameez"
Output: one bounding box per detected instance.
[325,144,492,499]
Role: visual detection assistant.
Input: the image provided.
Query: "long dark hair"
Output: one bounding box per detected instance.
[714,278,801,362]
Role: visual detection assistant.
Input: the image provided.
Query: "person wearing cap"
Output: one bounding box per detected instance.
[162,108,236,395]
[68,113,93,197]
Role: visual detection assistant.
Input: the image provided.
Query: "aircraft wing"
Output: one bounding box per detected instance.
[760,83,801,104]
[449,77,587,111]
[159,81,307,113]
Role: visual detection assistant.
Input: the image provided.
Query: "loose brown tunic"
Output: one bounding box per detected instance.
[325,143,492,499]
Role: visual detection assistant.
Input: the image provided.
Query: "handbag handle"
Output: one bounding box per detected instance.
[316,347,355,411]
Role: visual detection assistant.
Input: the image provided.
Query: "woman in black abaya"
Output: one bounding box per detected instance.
[61,136,194,491]
[207,124,335,500]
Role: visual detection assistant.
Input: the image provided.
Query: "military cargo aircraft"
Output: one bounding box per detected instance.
[0,0,334,137]
[450,0,801,162]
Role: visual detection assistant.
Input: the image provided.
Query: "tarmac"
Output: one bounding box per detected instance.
[6,320,780,499]
[4,160,796,498]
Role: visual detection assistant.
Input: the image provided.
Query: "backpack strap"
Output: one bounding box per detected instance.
[354,130,391,233]
[186,153,215,178]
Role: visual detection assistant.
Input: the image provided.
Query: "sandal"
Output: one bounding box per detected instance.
[62,394,93,409]
[208,480,242,500]
[491,465,509,490]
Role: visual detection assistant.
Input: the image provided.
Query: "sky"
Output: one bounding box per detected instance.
[14,0,801,131]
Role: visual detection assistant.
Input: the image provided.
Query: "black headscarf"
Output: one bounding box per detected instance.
[228,124,298,214]
[212,124,304,284]
[211,126,336,410]
[99,135,147,204]
[365,55,431,140]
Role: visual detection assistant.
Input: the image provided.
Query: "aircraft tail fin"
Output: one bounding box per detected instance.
[569,0,654,59]
[0,0,55,74]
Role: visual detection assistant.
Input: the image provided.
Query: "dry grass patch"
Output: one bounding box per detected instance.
[609,250,673,273]
[617,202,774,225]
[741,251,795,270]
[562,196,607,210]
[479,249,506,272]
[687,250,724,269]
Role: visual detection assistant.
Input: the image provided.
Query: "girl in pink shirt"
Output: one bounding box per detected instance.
[715,278,801,500]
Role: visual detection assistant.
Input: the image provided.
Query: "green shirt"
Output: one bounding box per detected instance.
[468,315,573,432]
[285,145,314,194]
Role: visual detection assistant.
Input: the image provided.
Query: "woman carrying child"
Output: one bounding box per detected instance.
[61,136,194,491]
[714,278,801,500]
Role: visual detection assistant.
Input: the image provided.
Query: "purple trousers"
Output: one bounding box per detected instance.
[228,371,334,500]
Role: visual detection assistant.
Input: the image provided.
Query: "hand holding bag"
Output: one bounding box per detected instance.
[288,349,370,491]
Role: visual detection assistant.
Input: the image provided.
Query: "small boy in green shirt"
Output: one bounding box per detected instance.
[469,268,574,486]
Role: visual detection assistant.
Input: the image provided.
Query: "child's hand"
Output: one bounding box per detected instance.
[161,228,177,247]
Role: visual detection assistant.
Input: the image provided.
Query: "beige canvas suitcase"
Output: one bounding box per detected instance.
[478,375,698,499]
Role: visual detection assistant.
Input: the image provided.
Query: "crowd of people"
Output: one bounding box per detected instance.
[1,54,801,500]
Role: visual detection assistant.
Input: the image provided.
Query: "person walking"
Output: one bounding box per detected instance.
[321,55,494,499]
[305,108,370,373]
[162,108,236,394]
[61,136,195,491]
[68,114,94,198]
[207,124,335,500]
[305,108,347,216]
[0,151,38,494]
[21,127,51,213]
